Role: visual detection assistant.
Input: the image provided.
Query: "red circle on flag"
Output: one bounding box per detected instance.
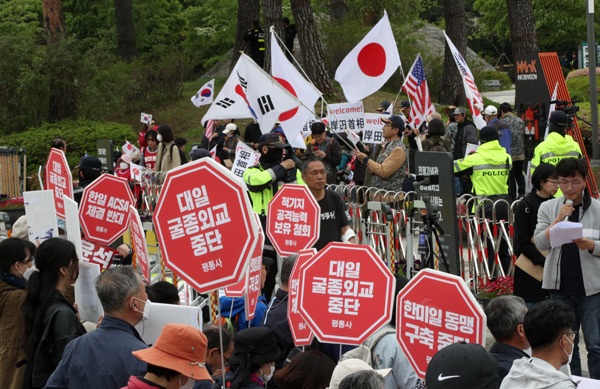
[274,77,299,122]
[357,43,386,77]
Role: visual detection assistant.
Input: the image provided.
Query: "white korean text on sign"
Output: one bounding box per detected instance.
[153,158,259,293]
[396,268,486,379]
[298,243,395,345]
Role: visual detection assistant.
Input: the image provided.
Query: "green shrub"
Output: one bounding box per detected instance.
[566,71,600,104]
[1,120,136,171]
[476,70,512,91]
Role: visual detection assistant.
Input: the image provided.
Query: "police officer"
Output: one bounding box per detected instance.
[454,126,512,274]
[244,20,266,68]
[243,133,303,299]
[530,110,582,196]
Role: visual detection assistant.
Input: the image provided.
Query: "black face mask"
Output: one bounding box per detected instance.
[262,147,283,163]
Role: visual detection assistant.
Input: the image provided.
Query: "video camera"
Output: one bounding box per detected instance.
[550,99,580,116]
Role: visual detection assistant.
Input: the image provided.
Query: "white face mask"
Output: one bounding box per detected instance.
[179,375,195,389]
[120,162,129,170]
[133,297,150,321]
[157,134,163,142]
[561,333,574,364]
[17,263,37,281]
[261,364,275,383]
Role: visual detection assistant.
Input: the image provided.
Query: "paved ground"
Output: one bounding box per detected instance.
[482,89,515,106]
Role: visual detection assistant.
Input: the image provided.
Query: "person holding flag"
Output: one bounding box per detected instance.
[355,115,407,192]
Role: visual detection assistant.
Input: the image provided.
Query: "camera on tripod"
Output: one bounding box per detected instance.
[551,99,580,116]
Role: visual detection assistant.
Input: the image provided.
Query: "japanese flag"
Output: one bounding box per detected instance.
[122,141,139,156]
[191,79,215,107]
[345,129,361,146]
[130,164,144,182]
[210,145,218,160]
[334,11,401,103]
[202,53,301,133]
[271,29,321,150]
[140,113,152,124]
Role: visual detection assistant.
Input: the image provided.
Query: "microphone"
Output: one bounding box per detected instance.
[564,199,573,221]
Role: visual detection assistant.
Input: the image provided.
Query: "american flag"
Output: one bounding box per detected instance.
[443,31,486,129]
[402,54,435,128]
[204,120,214,140]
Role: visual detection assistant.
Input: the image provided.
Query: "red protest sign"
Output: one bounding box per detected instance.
[45,148,73,219]
[153,158,259,293]
[267,184,320,256]
[245,227,264,321]
[129,205,150,283]
[298,243,395,345]
[396,269,486,378]
[288,248,316,346]
[81,239,118,270]
[225,213,262,298]
[79,174,136,245]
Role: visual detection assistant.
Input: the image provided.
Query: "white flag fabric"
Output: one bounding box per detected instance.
[140,113,152,124]
[202,53,301,133]
[334,11,401,103]
[270,30,321,149]
[210,145,218,160]
[544,82,559,140]
[345,128,361,146]
[130,164,145,182]
[443,31,486,129]
[122,141,139,156]
[191,79,215,107]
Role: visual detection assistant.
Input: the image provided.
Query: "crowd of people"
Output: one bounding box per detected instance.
[1,93,597,389]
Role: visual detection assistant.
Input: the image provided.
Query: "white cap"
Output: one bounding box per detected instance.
[223,123,237,135]
[328,359,391,389]
[483,105,497,116]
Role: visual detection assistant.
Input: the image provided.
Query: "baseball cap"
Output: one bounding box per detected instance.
[483,105,497,116]
[329,359,391,389]
[79,156,102,172]
[452,107,466,115]
[400,100,411,109]
[132,323,212,381]
[549,110,569,128]
[382,115,405,130]
[425,342,497,389]
[258,133,288,148]
[189,146,211,161]
[230,327,285,366]
[223,123,237,135]
[376,101,391,112]
[479,126,499,142]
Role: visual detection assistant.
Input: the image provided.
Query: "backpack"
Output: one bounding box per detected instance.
[339,326,396,366]
[426,137,448,152]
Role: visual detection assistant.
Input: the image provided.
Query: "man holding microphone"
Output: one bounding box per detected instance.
[534,157,600,379]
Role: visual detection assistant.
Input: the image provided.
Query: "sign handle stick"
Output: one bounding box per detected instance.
[339,343,343,361]
[217,291,226,389]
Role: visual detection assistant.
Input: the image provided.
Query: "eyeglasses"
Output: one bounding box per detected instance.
[565,330,576,340]
[559,180,583,188]
[222,354,230,367]
[546,180,559,186]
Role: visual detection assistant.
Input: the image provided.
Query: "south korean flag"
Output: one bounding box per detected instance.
[202,53,300,133]
[191,79,215,107]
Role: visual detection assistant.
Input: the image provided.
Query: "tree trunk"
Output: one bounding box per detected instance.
[231,0,260,72]
[114,0,138,60]
[42,0,65,44]
[263,0,283,73]
[330,0,347,23]
[290,0,335,95]
[440,0,467,106]
[506,0,539,56]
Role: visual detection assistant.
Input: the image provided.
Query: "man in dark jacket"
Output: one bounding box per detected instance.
[244,20,266,68]
[304,122,342,184]
[262,254,297,367]
[484,296,530,386]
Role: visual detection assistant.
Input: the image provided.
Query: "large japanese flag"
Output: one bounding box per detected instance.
[443,31,486,129]
[202,53,301,132]
[334,11,401,103]
[271,30,321,149]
